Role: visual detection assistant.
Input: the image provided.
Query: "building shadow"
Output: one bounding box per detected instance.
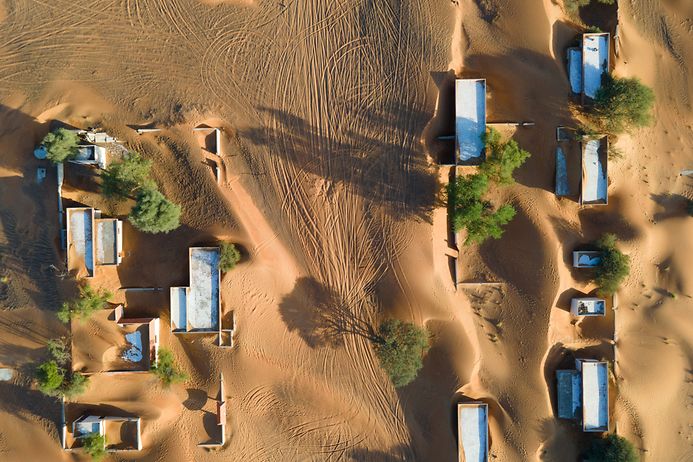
[650,192,691,221]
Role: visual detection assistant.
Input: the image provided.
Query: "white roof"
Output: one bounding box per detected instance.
[581,361,609,431]
[170,248,220,333]
[582,139,607,204]
[455,79,486,163]
[583,33,609,99]
[67,208,94,276]
[458,403,488,462]
[571,298,606,316]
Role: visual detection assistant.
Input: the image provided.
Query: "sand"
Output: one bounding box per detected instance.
[0,0,691,461]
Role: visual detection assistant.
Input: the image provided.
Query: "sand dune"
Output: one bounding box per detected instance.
[0,0,690,461]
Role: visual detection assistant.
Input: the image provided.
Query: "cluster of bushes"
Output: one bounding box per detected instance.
[219,242,241,272]
[447,128,530,245]
[373,319,429,387]
[41,128,80,163]
[57,284,112,323]
[81,432,107,461]
[102,151,182,234]
[585,433,639,462]
[152,348,188,387]
[594,233,630,295]
[35,338,89,399]
[584,74,655,136]
[563,0,615,16]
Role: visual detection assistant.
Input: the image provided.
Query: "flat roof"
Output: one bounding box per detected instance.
[67,208,94,277]
[170,287,188,332]
[556,370,581,419]
[170,248,220,333]
[573,251,602,268]
[582,361,609,431]
[581,138,608,205]
[583,33,609,99]
[94,219,119,265]
[567,48,583,94]
[458,403,488,462]
[455,79,486,163]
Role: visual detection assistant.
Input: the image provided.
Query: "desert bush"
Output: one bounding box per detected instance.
[129,188,181,234]
[480,128,531,185]
[101,151,155,198]
[152,348,188,387]
[61,373,90,399]
[584,433,639,462]
[219,242,241,272]
[447,174,516,245]
[563,0,615,14]
[589,74,655,135]
[35,360,64,396]
[81,432,107,461]
[58,285,112,323]
[595,233,630,295]
[46,338,70,364]
[42,128,80,163]
[373,319,429,387]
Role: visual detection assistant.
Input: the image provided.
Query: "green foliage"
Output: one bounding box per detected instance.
[35,360,64,396]
[152,348,188,387]
[58,285,112,323]
[101,151,155,198]
[46,338,70,365]
[590,74,655,135]
[219,242,241,272]
[62,373,89,399]
[81,432,107,461]
[480,128,531,185]
[447,174,517,245]
[42,128,80,163]
[129,188,181,234]
[595,233,630,295]
[373,319,429,388]
[585,434,639,462]
[563,0,614,14]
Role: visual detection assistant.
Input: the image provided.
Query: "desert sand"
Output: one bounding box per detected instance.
[0,0,691,461]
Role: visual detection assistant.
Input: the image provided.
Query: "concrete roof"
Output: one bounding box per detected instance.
[581,361,609,432]
[583,33,609,99]
[455,79,486,163]
[458,403,488,462]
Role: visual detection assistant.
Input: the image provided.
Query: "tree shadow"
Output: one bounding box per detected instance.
[650,192,691,221]
[238,105,439,223]
[183,388,208,411]
[278,277,379,348]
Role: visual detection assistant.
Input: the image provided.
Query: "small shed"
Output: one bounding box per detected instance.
[457,402,489,462]
[580,137,608,205]
[573,250,602,268]
[571,297,606,316]
[455,79,487,165]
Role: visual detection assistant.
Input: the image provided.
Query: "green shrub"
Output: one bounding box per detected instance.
[58,285,112,323]
[35,360,64,396]
[81,431,107,461]
[585,433,639,462]
[373,319,429,387]
[564,0,615,14]
[101,151,156,198]
[129,188,181,234]
[590,74,655,135]
[46,338,70,365]
[61,373,89,399]
[447,174,516,245]
[152,349,188,387]
[219,242,241,272]
[42,128,80,163]
[480,128,531,185]
[595,233,630,295]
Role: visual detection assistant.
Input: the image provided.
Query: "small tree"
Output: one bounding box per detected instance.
[480,128,531,185]
[101,151,156,198]
[595,233,630,295]
[81,432,107,461]
[35,360,64,396]
[219,242,241,272]
[46,338,71,364]
[129,188,181,234]
[41,128,80,163]
[61,373,90,399]
[58,285,113,323]
[584,434,639,462]
[152,348,188,387]
[447,174,517,245]
[590,74,655,135]
[373,319,429,387]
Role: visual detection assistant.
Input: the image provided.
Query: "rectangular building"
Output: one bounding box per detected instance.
[455,79,487,164]
[572,250,603,268]
[66,207,123,278]
[582,33,610,99]
[458,402,488,462]
[571,297,606,316]
[170,247,220,333]
[581,137,608,205]
[580,360,609,432]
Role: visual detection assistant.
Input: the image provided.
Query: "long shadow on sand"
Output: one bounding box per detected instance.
[237,104,439,223]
